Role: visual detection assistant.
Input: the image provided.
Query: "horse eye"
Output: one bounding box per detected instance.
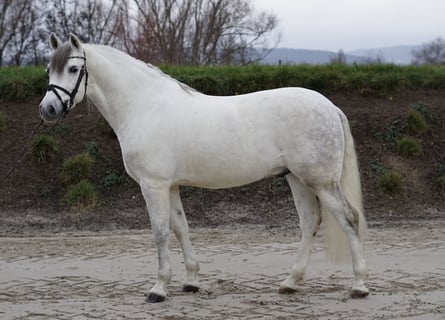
[69,66,79,73]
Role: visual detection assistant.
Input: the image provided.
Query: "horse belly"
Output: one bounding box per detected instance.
[174,134,284,189]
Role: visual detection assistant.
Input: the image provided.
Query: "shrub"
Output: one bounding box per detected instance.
[60,152,94,185]
[49,123,71,137]
[368,158,386,174]
[409,103,433,123]
[100,171,125,188]
[85,141,99,159]
[0,67,47,101]
[378,170,402,193]
[376,117,404,143]
[0,111,6,133]
[404,109,428,134]
[28,134,59,162]
[64,179,98,210]
[396,136,422,157]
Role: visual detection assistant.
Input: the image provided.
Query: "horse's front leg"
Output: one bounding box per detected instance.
[169,187,200,293]
[141,181,172,303]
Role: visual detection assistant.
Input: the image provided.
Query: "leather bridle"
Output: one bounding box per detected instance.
[46,51,88,116]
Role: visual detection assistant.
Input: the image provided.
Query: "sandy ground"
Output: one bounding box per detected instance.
[0,221,444,320]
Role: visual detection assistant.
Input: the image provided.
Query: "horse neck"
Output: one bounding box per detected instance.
[84,45,186,136]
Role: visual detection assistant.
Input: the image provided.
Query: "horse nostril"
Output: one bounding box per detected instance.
[48,105,56,115]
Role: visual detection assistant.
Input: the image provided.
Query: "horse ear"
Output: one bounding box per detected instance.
[69,33,83,50]
[50,33,62,51]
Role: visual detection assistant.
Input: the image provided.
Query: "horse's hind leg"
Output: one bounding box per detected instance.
[169,187,200,293]
[317,183,369,298]
[279,174,321,294]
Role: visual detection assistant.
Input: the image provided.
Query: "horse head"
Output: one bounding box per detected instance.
[39,33,88,122]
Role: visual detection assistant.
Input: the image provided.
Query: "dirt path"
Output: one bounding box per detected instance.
[0,221,444,320]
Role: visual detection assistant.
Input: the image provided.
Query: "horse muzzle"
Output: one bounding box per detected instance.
[39,99,66,122]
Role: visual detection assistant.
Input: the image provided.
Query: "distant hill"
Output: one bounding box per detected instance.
[348,45,415,65]
[260,45,416,65]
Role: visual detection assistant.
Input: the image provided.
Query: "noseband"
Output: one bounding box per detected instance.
[46,51,88,115]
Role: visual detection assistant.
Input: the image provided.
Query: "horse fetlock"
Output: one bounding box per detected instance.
[158,269,172,286]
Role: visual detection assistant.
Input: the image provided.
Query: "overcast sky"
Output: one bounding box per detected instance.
[254,0,444,52]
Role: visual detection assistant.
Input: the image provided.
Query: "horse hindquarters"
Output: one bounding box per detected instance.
[282,108,369,298]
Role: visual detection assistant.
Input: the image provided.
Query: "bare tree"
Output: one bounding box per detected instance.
[330,49,347,64]
[43,0,123,45]
[1,0,278,66]
[133,0,279,65]
[108,0,138,53]
[412,38,445,65]
[0,0,33,66]
[188,0,278,65]
[133,0,193,64]
[8,1,40,65]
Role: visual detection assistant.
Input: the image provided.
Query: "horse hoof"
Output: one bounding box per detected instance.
[278,286,298,294]
[146,293,166,303]
[182,284,200,293]
[350,288,370,299]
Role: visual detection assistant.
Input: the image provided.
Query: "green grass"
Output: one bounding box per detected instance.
[1,64,445,101]
[0,66,47,101]
[28,134,59,162]
[378,170,403,193]
[404,109,429,134]
[60,152,94,185]
[396,136,422,157]
[161,64,445,95]
[64,179,98,211]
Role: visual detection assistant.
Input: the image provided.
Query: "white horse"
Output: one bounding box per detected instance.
[39,33,369,303]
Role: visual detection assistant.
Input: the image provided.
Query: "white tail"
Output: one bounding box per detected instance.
[322,111,367,263]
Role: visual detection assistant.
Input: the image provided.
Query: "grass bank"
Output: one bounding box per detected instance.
[1,64,444,101]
